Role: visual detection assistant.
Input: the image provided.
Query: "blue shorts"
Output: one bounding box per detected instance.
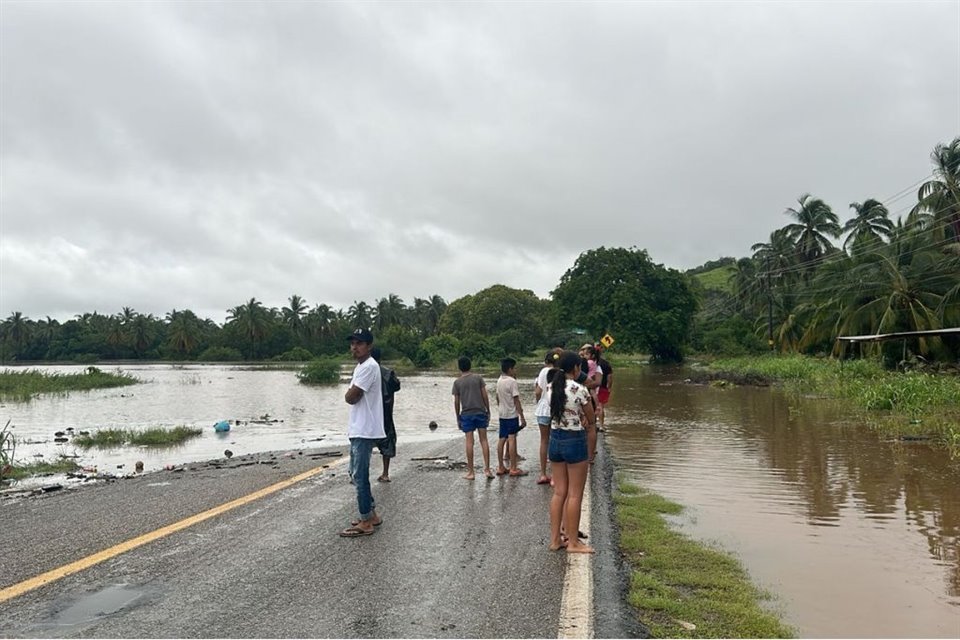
[548,428,588,464]
[498,417,520,438]
[537,415,551,427]
[459,413,489,433]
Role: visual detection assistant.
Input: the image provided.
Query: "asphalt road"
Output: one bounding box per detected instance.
[0,431,646,638]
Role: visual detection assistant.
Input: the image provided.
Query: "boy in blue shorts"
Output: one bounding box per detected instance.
[495,358,527,477]
[452,356,493,480]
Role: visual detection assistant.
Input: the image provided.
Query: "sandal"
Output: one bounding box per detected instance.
[339,526,374,538]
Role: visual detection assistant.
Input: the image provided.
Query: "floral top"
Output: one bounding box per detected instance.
[551,379,591,431]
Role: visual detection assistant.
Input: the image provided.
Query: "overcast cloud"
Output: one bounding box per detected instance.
[1,1,958,324]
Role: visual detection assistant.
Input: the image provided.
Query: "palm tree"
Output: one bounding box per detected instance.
[910,136,960,247]
[782,193,841,269]
[347,300,373,330]
[131,314,156,357]
[1,312,29,361]
[843,199,893,256]
[166,309,202,357]
[305,303,335,341]
[226,298,271,358]
[282,295,309,340]
[373,294,405,331]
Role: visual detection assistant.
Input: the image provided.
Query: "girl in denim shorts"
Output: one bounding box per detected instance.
[547,350,596,554]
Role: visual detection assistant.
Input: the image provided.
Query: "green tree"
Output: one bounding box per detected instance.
[226,298,271,358]
[166,309,203,358]
[782,193,841,269]
[551,247,698,361]
[439,285,547,355]
[282,294,309,341]
[910,136,960,248]
[843,199,893,255]
[1,312,29,362]
[347,300,373,330]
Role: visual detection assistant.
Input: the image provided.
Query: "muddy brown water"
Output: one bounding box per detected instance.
[604,364,959,638]
[3,362,958,637]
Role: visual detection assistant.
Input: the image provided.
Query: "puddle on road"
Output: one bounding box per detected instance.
[40,584,145,629]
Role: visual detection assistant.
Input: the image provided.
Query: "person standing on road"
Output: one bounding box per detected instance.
[340,328,385,538]
[548,350,595,554]
[371,346,401,483]
[595,346,613,432]
[495,357,527,477]
[533,348,562,485]
[452,356,494,480]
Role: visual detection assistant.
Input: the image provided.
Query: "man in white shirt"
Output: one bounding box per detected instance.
[339,328,385,537]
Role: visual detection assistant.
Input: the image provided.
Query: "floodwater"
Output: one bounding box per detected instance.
[1,363,460,475]
[604,365,960,638]
[3,362,959,637]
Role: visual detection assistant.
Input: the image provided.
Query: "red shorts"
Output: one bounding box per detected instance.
[597,387,610,404]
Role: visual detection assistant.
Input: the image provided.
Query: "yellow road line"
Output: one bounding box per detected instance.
[0,457,347,604]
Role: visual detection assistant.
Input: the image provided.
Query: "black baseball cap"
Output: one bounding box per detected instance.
[347,328,374,343]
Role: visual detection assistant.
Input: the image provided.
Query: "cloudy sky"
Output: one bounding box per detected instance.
[1,1,958,325]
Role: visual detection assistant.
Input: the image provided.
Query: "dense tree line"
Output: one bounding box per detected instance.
[0,249,698,365]
[693,137,960,366]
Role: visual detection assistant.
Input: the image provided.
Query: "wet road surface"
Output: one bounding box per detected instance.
[0,432,642,638]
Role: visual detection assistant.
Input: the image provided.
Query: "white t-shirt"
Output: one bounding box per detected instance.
[348,357,385,439]
[534,366,552,418]
[496,375,520,419]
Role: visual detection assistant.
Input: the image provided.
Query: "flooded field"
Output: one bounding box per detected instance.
[604,365,959,638]
[3,361,958,637]
[1,363,460,475]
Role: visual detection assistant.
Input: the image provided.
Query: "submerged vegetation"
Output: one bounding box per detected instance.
[4,456,81,481]
[296,357,342,385]
[616,480,794,638]
[0,367,138,402]
[72,425,202,448]
[707,355,960,454]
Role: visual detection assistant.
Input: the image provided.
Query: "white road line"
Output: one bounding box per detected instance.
[558,486,593,639]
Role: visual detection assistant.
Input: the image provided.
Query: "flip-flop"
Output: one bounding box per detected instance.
[377,476,391,483]
[508,469,528,477]
[339,526,374,538]
[485,471,496,480]
[495,468,509,476]
[536,476,551,485]
[350,519,383,527]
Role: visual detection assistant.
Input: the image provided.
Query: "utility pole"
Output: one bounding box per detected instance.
[766,259,774,351]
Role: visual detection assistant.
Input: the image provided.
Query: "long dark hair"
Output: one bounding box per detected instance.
[550,350,581,422]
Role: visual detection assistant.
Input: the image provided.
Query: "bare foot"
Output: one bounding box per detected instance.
[351,516,382,527]
[548,540,568,551]
[463,472,476,480]
[377,475,390,483]
[566,543,595,554]
[484,469,495,480]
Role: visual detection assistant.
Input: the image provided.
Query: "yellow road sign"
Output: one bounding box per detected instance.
[600,334,614,348]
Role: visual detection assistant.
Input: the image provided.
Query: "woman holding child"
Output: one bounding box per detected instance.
[548,350,596,554]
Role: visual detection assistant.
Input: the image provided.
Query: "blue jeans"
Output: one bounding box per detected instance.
[349,438,377,520]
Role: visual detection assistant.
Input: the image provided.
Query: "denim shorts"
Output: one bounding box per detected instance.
[537,415,551,427]
[498,417,520,438]
[548,428,588,464]
[459,413,489,433]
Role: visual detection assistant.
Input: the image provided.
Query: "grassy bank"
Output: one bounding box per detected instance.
[706,355,960,454]
[0,367,138,402]
[3,457,81,481]
[616,480,794,638]
[72,425,202,448]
